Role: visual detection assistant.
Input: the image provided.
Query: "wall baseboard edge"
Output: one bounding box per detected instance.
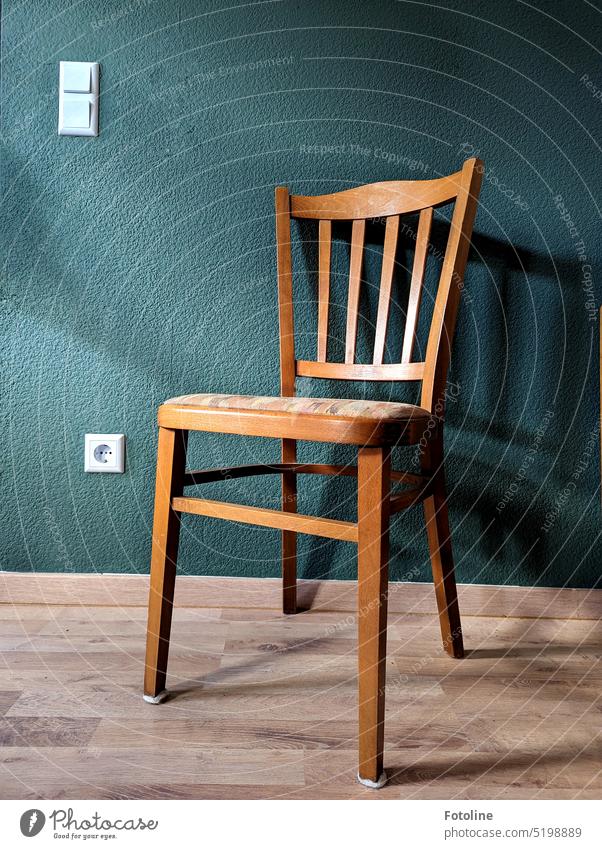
[1,572,600,620]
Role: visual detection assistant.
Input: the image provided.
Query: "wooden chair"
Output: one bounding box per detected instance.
[143,157,484,788]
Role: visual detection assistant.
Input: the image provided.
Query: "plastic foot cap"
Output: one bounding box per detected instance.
[143,690,168,704]
[357,771,388,789]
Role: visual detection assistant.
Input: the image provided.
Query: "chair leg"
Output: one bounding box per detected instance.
[281,438,297,614]
[423,469,464,659]
[144,427,188,702]
[357,446,390,788]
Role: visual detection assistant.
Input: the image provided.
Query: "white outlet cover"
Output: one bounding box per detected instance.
[85,434,125,473]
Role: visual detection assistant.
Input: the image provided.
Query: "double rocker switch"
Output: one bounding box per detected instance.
[58,61,99,137]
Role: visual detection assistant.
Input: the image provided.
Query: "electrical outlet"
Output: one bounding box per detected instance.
[85,433,125,473]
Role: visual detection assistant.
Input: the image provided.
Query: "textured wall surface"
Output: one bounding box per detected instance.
[2,0,600,586]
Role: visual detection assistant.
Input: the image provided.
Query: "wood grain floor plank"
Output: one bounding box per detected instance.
[303,747,602,793]
[0,691,22,716]
[0,747,305,795]
[0,716,100,747]
[0,606,222,622]
[90,718,360,750]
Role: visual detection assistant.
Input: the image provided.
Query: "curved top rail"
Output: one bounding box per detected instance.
[289,163,472,220]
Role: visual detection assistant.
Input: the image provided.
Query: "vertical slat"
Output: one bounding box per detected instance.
[345,219,366,364]
[357,446,391,786]
[317,219,332,362]
[275,186,295,396]
[401,207,433,364]
[373,215,400,365]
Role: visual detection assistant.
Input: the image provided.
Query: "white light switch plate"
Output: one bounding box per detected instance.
[59,61,99,137]
[62,62,91,93]
[63,100,90,129]
[85,434,125,473]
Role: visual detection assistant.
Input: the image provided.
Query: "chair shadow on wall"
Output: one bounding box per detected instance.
[455,230,599,587]
[295,216,598,591]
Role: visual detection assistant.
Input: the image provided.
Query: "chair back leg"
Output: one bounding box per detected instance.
[422,438,464,658]
[357,446,390,786]
[281,438,297,614]
[144,427,188,699]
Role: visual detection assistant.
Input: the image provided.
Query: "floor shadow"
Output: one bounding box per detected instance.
[385,743,601,787]
[170,630,342,697]
[466,643,602,660]
[296,580,321,611]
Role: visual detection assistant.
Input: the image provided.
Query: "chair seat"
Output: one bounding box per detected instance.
[159,392,431,446]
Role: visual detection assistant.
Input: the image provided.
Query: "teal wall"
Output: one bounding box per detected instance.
[2,0,600,587]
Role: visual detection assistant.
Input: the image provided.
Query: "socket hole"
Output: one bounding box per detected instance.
[93,443,112,464]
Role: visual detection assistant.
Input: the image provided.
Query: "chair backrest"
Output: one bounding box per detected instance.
[275,157,483,416]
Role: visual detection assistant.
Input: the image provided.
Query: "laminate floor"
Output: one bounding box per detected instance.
[1,586,600,799]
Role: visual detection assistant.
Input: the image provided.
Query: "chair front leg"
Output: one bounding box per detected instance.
[144,426,188,702]
[357,445,391,788]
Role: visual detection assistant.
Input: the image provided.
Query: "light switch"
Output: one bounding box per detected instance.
[62,99,90,129]
[58,61,99,137]
[63,62,90,92]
